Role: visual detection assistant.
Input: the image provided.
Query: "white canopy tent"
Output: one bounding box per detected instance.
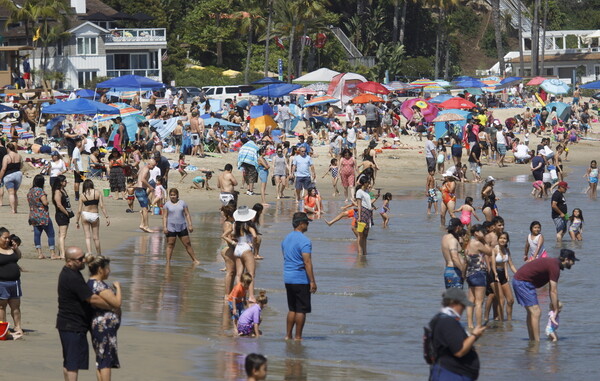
[293,68,341,84]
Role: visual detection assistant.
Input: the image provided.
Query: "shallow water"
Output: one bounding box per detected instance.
[107,166,600,380]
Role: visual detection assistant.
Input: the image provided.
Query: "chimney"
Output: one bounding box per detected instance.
[70,0,86,14]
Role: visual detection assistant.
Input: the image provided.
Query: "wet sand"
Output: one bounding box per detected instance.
[2,105,599,379]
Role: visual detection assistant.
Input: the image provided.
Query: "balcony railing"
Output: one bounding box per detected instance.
[105,28,166,43]
[107,69,160,78]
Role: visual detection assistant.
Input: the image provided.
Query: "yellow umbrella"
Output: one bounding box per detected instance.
[223,69,241,77]
[187,65,205,70]
[249,115,277,133]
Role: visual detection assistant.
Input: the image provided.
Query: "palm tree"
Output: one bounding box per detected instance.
[423,0,458,79]
[518,2,524,76]
[263,0,274,76]
[491,0,504,76]
[238,5,266,84]
[531,0,540,76]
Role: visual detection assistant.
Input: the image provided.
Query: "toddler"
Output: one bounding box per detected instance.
[228,273,252,327]
[545,301,563,342]
[237,291,268,337]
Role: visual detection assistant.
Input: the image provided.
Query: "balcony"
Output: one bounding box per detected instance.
[107,69,160,79]
[105,28,166,44]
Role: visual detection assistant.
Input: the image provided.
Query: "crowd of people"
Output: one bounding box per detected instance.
[0,84,597,380]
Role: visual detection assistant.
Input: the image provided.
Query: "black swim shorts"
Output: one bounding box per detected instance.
[285,283,312,314]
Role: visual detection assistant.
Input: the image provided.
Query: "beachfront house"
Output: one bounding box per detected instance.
[0,0,167,89]
[485,29,600,85]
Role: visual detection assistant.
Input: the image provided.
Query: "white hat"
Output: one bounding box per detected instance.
[493,119,501,126]
[6,117,18,124]
[487,176,496,182]
[233,206,257,222]
[393,137,400,141]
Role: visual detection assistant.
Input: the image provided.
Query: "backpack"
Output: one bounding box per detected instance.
[423,313,444,365]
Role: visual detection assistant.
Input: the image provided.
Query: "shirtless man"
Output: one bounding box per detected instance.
[442,218,466,289]
[23,101,38,135]
[189,111,205,157]
[217,163,238,206]
[134,159,156,232]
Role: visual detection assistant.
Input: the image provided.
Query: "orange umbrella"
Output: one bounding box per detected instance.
[249,115,277,133]
[352,94,385,104]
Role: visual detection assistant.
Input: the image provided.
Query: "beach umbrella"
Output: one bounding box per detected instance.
[357,81,390,95]
[41,98,120,115]
[434,80,452,87]
[422,84,448,92]
[500,76,522,87]
[464,88,484,95]
[93,102,143,122]
[352,94,385,104]
[454,78,486,88]
[203,117,239,128]
[433,113,465,122]
[540,79,569,95]
[252,77,283,84]
[45,115,66,134]
[75,89,98,98]
[433,109,472,140]
[0,105,19,120]
[439,97,477,110]
[429,94,453,104]
[249,83,301,98]
[303,95,338,107]
[306,82,329,91]
[580,81,600,90]
[249,115,277,133]
[400,98,439,122]
[526,76,546,86]
[387,81,413,91]
[410,78,438,87]
[290,87,318,95]
[96,74,165,90]
[544,102,571,121]
[452,76,476,83]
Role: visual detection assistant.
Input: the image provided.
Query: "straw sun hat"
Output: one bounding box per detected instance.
[233,206,257,222]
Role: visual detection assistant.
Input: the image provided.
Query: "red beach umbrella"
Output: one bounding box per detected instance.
[357,81,390,95]
[439,97,477,110]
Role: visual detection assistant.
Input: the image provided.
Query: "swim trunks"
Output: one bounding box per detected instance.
[512,279,538,307]
[553,217,567,233]
[134,188,149,208]
[444,267,463,289]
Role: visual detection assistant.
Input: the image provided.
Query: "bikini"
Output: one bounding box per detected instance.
[81,193,100,223]
[234,234,253,257]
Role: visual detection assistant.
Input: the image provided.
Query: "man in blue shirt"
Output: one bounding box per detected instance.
[291,146,315,202]
[281,212,317,341]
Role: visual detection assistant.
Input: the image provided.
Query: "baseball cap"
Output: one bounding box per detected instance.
[559,248,579,261]
[442,288,473,307]
[557,181,569,189]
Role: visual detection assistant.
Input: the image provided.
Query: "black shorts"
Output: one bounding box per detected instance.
[59,330,89,371]
[74,171,84,183]
[55,212,71,226]
[496,268,508,285]
[285,283,312,314]
[166,228,189,238]
[365,120,378,129]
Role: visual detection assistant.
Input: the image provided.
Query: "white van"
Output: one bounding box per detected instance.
[202,85,256,101]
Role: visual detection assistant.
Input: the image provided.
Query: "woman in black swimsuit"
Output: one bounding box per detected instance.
[52,175,73,259]
[481,177,498,222]
[76,180,110,255]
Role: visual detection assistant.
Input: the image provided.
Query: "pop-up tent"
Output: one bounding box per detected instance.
[96,75,165,90]
[250,83,301,98]
[293,68,341,84]
[41,98,120,115]
[327,72,367,106]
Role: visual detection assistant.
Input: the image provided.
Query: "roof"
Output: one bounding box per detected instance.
[68,21,109,34]
[0,45,34,51]
[508,52,600,64]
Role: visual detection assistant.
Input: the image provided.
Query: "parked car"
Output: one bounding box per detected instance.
[202,85,256,101]
[177,86,202,103]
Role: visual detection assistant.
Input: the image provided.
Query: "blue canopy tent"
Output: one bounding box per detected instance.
[434,109,473,140]
[96,75,165,90]
[580,81,600,90]
[429,94,453,104]
[41,98,120,115]
[249,83,301,98]
[544,102,571,122]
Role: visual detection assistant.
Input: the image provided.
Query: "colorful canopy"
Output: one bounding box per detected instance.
[249,115,277,133]
[41,98,120,115]
[303,96,339,107]
[290,87,318,95]
[410,78,438,87]
[387,81,413,91]
[93,102,143,121]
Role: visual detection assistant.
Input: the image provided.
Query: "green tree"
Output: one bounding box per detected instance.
[491,0,504,76]
[237,5,266,84]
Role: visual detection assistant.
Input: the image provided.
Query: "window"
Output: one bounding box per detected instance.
[557,67,576,79]
[595,66,600,79]
[78,71,97,87]
[76,37,97,55]
[225,87,239,94]
[56,39,64,56]
[131,54,148,69]
[215,88,223,95]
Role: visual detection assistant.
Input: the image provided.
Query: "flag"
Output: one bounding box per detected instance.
[274,36,284,50]
[301,35,313,47]
[315,32,327,49]
[161,50,168,61]
[33,27,41,42]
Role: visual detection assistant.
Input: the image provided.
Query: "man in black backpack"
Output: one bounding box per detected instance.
[429,288,486,381]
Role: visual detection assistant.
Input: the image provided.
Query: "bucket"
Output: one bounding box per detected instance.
[0,321,9,340]
[154,206,161,215]
[356,222,366,233]
[103,188,110,197]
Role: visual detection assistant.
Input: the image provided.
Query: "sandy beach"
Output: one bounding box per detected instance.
[2,105,599,379]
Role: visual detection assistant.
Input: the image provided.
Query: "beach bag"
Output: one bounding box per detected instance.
[423,313,444,364]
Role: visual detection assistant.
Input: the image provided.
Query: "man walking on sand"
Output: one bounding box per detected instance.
[282,212,317,341]
[512,249,578,341]
[218,163,238,206]
[57,246,114,381]
[135,159,156,232]
[551,181,569,241]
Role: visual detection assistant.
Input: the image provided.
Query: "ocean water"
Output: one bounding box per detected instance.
[107,167,600,380]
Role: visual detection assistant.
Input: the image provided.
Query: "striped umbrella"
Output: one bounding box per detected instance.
[410,78,438,87]
[303,95,339,107]
[423,84,448,92]
[481,76,501,92]
[290,87,318,95]
[93,102,143,121]
[387,81,413,90]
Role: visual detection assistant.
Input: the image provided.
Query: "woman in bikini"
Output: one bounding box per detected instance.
[481,177,498,222]
[76,180,110,255]
[220,204,237,296]
[440,173,457,227]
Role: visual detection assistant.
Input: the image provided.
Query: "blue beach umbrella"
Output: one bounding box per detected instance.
[580,80,600,90]
[252,77,283,84]
[544,102,571,121]
[540,79,569,95]
[429,94,453,104]
[75,89,98,98]
[41,98,120,115]
[454,78,486,88]
[249,83,301,98]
